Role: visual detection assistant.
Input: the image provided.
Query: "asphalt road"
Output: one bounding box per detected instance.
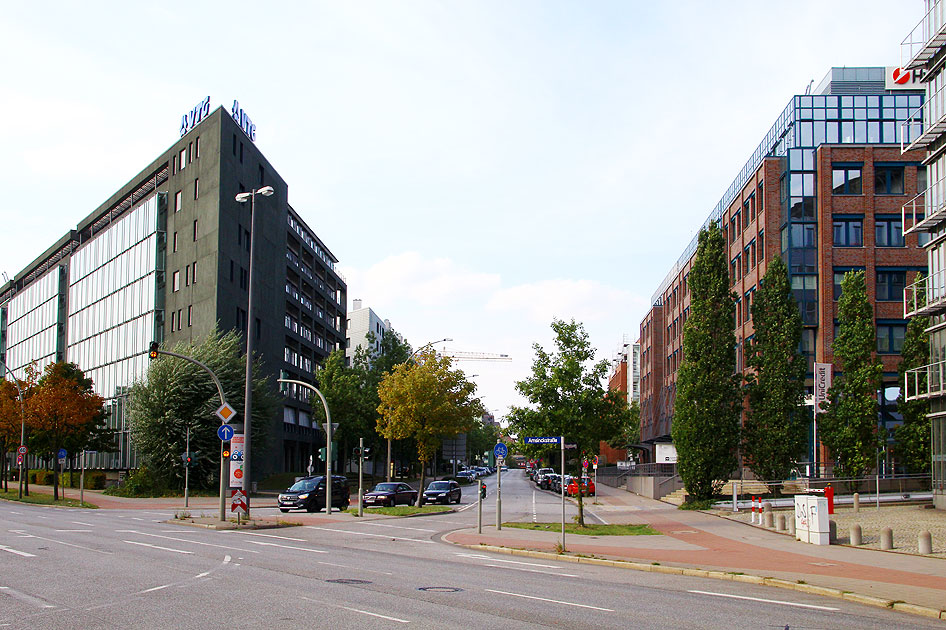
[0,471,940,629]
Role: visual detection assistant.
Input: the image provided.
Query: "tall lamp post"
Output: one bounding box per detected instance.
[0,359,27,499]
[386,337,452,482]
[278,378,334,513]
[234,185,274,514]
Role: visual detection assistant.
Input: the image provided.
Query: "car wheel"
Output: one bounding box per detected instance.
[279,508,289,513]
[455,494,461,504]
[306,504,317,513]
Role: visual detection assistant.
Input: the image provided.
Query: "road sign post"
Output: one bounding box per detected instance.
[524,436,565,551]
[494,442,507,530]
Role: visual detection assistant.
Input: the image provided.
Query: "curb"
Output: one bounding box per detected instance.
[450,541,946,621]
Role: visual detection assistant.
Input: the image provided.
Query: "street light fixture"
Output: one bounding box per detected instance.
[277,378,335,514]
[0,359,27,499]
[234,185,274,513]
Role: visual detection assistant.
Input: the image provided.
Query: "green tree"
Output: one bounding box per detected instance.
[27,362,106,500]
[466,417,501,466]
[377,349,482,504]
[821,270,882,479]
[314,348,376,475]
[128,328,280,491]
[672,222,741,501]
[509,318,633,525]
[896,273,930,474]
[606,399,640,454]
[743,257,807,491]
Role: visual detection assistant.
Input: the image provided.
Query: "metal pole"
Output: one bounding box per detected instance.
[496,456,502,530]
[242,190,259,517]
[80,450,85,506]
[184,426,190,509]
[876,449,881,511]
[477,480,483,534]
[276,379,333,515]
[561,435,566,552]
[358,437,364,517]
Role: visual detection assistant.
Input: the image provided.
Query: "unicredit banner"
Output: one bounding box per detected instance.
[885,66,925,90]
[814,363,832,414]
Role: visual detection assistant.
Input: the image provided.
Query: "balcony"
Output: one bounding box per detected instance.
[902,89,945,152]
[905,268,946,318]
[904,361,946,401]
[901,0,946,71]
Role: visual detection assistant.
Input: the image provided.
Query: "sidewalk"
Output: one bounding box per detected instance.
[444,482,946,618]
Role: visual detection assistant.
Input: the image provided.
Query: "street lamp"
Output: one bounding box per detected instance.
[277,378,335,513]
[234,185,274,513]
[0,359,27,499]
[385,337,452,481]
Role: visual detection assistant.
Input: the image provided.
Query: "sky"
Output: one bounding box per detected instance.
[0,1,925,419]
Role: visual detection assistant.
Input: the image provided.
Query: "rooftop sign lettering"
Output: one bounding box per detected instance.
[231,100,256,141]
[180,96,211,137]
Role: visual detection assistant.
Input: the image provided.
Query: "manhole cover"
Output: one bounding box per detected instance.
[326,579,372,585]
[417,586,463,593]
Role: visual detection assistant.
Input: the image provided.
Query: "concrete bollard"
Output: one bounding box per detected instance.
[763,501,772,513]
[852,492,859,513]
[787,517,795,536]
[776,514,786,531]
[919,531,933,555]
[850,524,862,546]
[880,527,893,550]
[829,520,837,544]
[764,511,774,528]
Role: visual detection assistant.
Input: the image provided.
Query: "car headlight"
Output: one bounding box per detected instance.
[298,493,309,499]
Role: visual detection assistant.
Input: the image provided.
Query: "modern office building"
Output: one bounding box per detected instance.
[345,299,404,366]
[638,67,928,470]
[900,2,946,509]
[0,102,347,477]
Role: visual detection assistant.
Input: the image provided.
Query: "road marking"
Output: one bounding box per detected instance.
[533,491,537,523]
[455,502,476,512]
[305,526,435,544]
[140,584,171,593]
[0,545,35,557]
[54,529,92,533]
[9,531,110,554]
[118,530,259,553]
[485,589,614,612]
[221,531,306,542]
[123,540,193,554]
[484,564,579,577]
[687,590,840,611]
[131,517,144,521]
[362,522,437,533]
[337,605,410,623]
[72,521,94,526]
[456,553,562,569]
[247,540,327,554]
[0,586,55,608]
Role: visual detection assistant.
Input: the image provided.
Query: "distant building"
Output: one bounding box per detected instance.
[345,299,403,365]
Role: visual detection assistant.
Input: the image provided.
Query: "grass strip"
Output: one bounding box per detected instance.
[0,489,97,508]
[502,522,659,536]
[347,505,451,516]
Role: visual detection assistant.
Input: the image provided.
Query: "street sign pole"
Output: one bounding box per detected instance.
[358,437,364,518]
[184,426,191,509]
[80,450,85,506]
[477,479,483,534]
[561,435,566,552]
[494,441,507,530]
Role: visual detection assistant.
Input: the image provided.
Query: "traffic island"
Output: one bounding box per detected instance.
[165,512,303,530]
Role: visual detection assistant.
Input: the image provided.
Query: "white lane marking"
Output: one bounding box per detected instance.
[455,502,477,512]
[117,530,259,554]
[362,522,437,533]
[485,589,614,612]
[194,572,210,579]
[687,590,840,611]
[337,605,410,624]
[532,490,537,523]
[123,540,193,555]
[140,584,171,593]
[221,530,306,542]
[317,561,393,576]
[0,586,55,608]
[131,517,144,521]
[72,521,94,526]
[9,511,22,515]
[305,526,435,544]
[247,540,327,554]
[9,531,110,554]
[484,564,579,577]
[0,545,36,558]
[456,553,562,569]
[54,529,92,533]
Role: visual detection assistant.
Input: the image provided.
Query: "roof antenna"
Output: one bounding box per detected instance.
[804,79,813,95]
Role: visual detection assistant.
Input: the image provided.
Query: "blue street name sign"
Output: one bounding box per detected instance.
[493,443,508,458]
[524,437,561,445]
[218,425,235,442]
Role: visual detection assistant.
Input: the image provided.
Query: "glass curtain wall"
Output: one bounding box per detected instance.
[3,268,62,376]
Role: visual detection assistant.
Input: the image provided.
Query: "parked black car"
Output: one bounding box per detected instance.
[363,482,418,507]
[421,480,462,505]
[278,475,350,513]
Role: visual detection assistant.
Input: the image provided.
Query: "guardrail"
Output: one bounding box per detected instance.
[901,0,946,70]
[904,267,946,318]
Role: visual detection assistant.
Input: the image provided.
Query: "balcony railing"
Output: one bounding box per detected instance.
[904,360,946,401]
[905,268,946,317]
[901,84,945,152]
[901,0,946,71]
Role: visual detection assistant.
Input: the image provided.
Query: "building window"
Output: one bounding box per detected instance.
[876,270,906,302]
[179,148,187,170]
[758,231,764,260]
[244,228,251,252]
[170,310,176,332]
[230,260,234,282]
[875,218,905,247]
[192,261,197,284]
[193,178,199,200]
[172,155,178,174]
[175,190,182,213]
[193,219,198,241]
[172,270,180,292]
[832,165,862,195]
[185,265,190,286]
[173,232,178,252]
[874,165,905,195]
[743,246,750,274]
[877,323,906,354]
[833,219,863,247]
[187,305,193,327]
[195,136,200,158]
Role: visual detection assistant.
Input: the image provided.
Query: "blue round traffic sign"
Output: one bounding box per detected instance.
[218,425,234,441]
[57,448,68,459]
[493,443,508,458]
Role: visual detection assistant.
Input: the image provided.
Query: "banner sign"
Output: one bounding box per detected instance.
[813,363,832,414]
[229,434,245,488]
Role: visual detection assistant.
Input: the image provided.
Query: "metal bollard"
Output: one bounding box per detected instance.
[852,492,859,513]
[919,530,933,555]
[850,524,862,546]
[764,511,774,528]
[829,520,837,544]
[880,527,893,550]
[776,514,786,531]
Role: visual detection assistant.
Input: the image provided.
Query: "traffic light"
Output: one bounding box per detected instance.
[181,451,199,467]
[480,482,487,499]
[148,341,159,359]
[362,447,371,458]
[318,447,327,461]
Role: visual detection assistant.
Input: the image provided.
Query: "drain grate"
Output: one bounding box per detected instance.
[417,586,463,593]
[326,579,372,585]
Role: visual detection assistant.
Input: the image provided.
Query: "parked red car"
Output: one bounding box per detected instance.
[567,476,595,497]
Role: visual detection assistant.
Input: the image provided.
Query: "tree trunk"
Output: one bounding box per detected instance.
[577,487,585,527]
[416,462,426,507]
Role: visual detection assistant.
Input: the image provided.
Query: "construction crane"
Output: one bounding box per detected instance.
[438,350,511,361]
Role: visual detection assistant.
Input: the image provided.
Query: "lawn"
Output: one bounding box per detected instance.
[502,522,659,536]
[348,505,452,516]
[0,489,97,508]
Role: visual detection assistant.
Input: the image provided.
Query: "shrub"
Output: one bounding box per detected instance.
[103,466,170,497]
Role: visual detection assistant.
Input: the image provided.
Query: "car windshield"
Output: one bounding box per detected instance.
[427,482,450,490]
[288,478,318,492]
[372,483,399,492]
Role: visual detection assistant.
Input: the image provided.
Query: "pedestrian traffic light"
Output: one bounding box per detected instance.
[480,482,487,499]
[149,341,159,359]
[362,447,371,458]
